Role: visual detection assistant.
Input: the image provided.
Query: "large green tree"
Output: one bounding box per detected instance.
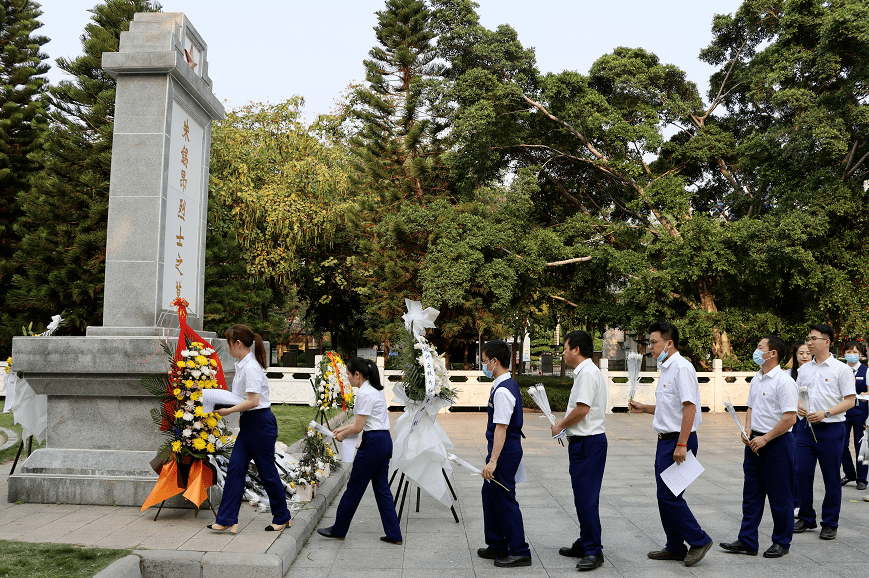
[7,0,158,338]
[0,0,48,351]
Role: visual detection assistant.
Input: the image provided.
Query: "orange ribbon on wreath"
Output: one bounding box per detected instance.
[326,351,346,411]
[140,459,215,511]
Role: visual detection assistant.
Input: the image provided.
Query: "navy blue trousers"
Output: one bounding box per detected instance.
[654,433,710,554]
[737,432,794,551]
[216,408,291,526]
[841,421,868,484]
[568,434,607,556]
[331,430,402,541]
[482,449,531,557]
[791,429,800,509]
[796,419,846,527]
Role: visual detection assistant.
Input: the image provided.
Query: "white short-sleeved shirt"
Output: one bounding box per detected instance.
[233,351,270,410]
[747,365,799,433]
[653,351,702,434]
[353,381,389,431]
[565,359,606,436]
[490,373,516,425]
[796,355,856,423]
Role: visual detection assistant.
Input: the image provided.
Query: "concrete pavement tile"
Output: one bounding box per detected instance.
[401,569,476,578]
[284,568,326,578]
[331,547,403,569]
[291,544,340,567]
[328,570,401,578]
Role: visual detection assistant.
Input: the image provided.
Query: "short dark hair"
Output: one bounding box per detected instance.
[648,321,679,349]
[843,341,864,355]
[565,330,593,359]
[808,323,834,341]
[482,341,511,369]
[763,335,788,365]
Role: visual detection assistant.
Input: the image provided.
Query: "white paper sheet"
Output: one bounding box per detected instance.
[660,451,704,496]
[342,435,358,463]
[201,388,243,414]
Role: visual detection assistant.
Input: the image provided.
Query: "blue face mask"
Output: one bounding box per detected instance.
[752,348,768,367]
[845,353,860,365]
[482,359,494,379]
[656,343,670,364]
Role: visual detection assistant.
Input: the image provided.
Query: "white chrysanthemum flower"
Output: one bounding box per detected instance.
[182,411,194,421]
[182,428,192,437]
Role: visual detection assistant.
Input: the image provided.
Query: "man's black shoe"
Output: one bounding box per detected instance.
[857,481,868,491]
[793,519,817,533]
[763,543,789,558]
[493,555,532,568]
[719,540,758,556]
[559,544,585,557]
[841,476,854,486]
[683,540,713,567]
[576,554,604,571]
[316,527,344,540]
[647,549,686,561]
[819,525,837,540]
[477,547,507,560]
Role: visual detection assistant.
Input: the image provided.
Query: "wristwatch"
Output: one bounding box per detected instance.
[823,410,831,418]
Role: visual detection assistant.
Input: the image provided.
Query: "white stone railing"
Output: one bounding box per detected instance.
[263,358,757,414]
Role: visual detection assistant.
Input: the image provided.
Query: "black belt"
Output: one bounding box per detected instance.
[751,430,767,437]
[567,433,603,444]
[657,432,679,440]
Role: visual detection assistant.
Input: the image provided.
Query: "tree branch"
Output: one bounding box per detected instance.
[546,256,593,266]
[550,294,578,308]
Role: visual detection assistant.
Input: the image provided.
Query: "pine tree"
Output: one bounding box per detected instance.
[7,0,158,338]
[349,0,453,345]
[0,0,49,351]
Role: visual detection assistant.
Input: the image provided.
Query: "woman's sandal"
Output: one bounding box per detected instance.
[265,520,291,532]
[207,523,238,534]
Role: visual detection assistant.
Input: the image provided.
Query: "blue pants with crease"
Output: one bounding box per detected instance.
[331,430,401,541]
[796,419,845,527]
[481,449,531,557]
[216,408,291,527]
[654,433,710,555]
[737,432,794,551]
[841,421,868,484]
[568,433,607,556]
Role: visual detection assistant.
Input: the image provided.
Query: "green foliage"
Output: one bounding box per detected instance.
[0,0,49,354]
[6,0,158,343]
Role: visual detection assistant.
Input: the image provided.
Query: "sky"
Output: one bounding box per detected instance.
[35,0,745,120]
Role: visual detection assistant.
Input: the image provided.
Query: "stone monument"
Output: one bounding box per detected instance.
[8,13,230,507]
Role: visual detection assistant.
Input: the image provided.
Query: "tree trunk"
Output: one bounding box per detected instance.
[698,277,733,360]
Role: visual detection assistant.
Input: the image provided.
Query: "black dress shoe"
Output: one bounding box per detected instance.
[819,525,837,540]
[477,547,507,560]
[494,555,532,568]
[793,519,817,533]
[380,536,402,545]
[683,540,712,566]
[647,549,686,561]
[558,544,585,557]
[841,476,854,486]
[316,527,345,540]
[719,540,758,556]
[857,481,868,491]
[576,554,604,571]
[763,543,789,558]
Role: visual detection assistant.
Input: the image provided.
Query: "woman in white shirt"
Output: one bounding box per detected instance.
[316,357,402,544]
[207,324,291,534]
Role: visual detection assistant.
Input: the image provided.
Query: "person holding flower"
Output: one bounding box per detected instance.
[794,324,856,540]
[207,324,291,534]
[317,357,402,544]
[719,335,797,558]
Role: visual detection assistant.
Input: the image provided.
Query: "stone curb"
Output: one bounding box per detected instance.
[94,412,351,578]
[0,426,19,452]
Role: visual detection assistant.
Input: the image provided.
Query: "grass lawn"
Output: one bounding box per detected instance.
[270,404,351,447]
[0,540,132,578]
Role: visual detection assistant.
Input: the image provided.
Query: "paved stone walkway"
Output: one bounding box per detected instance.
[288,411,869,578]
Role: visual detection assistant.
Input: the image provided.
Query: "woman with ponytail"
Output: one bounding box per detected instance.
[316,357,402,544]
[207,324,292,534]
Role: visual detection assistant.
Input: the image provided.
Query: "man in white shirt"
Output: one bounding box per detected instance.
[794,324,856,540]
[551,330,607,572]
[719,335,798,558]
[629,321,712,567]
[477,341,532,568]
